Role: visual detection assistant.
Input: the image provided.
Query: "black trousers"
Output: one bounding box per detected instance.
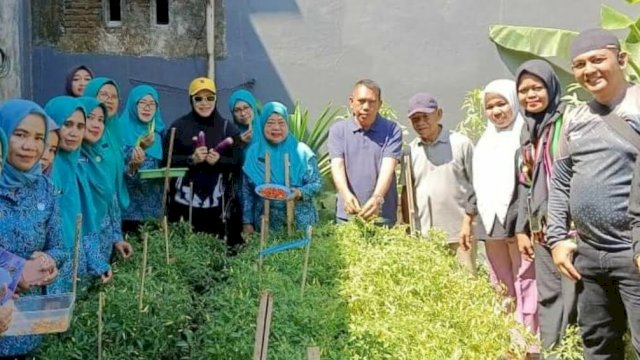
[574,240,640,359]
[534,242,578,359]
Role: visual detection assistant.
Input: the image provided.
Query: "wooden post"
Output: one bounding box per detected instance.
[138,232,149,311]
[161,127,177,218]
[284,153,293,236]
[163,216,170,264]
[307,347,321,360]
[403,154,417,235]
[72,214,82,296]
[189,181,194,227]
[300,226,312,297]
[263,152,271,233]
[252,291,273,360]
[98,292,104,360]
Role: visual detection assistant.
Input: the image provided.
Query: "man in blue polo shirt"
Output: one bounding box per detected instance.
[328,79,402,225]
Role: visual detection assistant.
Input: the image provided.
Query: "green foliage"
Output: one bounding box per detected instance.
[488,4,640,82]
[545,325,584,360]
[192,226,349,359]
[36,221,537,359]
[37,221,228,359]
[456,88,486,144]
[288,102,345,178]
[198,221,534,359]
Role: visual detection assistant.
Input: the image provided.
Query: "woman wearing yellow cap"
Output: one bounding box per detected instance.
[164,77,244,249]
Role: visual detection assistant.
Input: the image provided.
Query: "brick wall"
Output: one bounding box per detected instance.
[32,0,226,59]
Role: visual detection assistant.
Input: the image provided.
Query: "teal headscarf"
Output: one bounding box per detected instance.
[228,89,260,133]
[0,127,6,171]
[119,85,165,160]
[83,77,123,146]
[78,97,121,222]
[83,78,130,209]
[44,96,97,247]
[243,102,315,187]
[0,100,49,190]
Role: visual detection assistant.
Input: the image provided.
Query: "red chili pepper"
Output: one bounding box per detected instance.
[260,187,288,200]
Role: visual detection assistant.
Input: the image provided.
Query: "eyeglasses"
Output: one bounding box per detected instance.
[98,92,118,101]
[233,106,252,115]
[193,95,216,103]
[137,101,157,109]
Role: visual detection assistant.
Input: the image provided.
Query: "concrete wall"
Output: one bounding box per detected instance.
[215,0,640,133]
[0,0,29,99]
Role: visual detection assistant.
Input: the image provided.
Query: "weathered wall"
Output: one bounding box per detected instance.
[214,0,640,131]
[0,1,26,99]
[32,0,225,59]
[30,0,225,122]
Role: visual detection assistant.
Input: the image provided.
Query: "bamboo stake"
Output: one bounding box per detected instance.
[138,232,149,311]
[403,154,417,235]
[301,226,312,297]
[263,152,271,234]
[252,291,273,360]
[163,216,170,264]
[161,127,177,218]
[72,214,82,296]
[284,153,293,236]
[189,181,194,227]
[307,347,321,360]
[98,292,104,360]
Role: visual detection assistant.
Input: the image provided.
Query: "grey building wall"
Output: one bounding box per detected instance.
[215,0,640,133]
[0,0,30,99]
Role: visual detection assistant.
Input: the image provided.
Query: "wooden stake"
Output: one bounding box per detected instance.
[161,127,177,218]
[163,216,170,264]
[301,226,312,297]
[403,154,417,235]
[72,214,82,296]
[253,291,273,360]
[263,152,271,233]
[284,153,293,236]
[259,215,267,270]
[307,347,321,360]
[189,181,194,227]
[138,232,149,311]
[98,292,104,360]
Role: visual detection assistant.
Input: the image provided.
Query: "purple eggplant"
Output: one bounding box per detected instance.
[214,137,234,153]
[192,131,206,149]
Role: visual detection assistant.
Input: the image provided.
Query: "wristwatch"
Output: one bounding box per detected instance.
[373,194,384,205]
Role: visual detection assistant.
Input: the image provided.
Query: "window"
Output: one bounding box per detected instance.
[155,0,170,25]
[104,0,122,27]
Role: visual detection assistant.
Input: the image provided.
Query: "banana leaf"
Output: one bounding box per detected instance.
[489,25,578,59]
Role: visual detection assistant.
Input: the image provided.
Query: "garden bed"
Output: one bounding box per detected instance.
[36,220,533,359]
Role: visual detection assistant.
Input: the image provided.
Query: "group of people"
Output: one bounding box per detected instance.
[0,62,325,358]
[0,27,638,359]
[328,29,640,359]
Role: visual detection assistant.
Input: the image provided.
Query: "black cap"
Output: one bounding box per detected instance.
[570,28,620,60]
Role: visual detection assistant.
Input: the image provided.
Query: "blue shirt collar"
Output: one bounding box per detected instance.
[349,114,382,133]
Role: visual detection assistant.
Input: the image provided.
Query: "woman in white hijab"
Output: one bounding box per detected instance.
[469,79,538,355]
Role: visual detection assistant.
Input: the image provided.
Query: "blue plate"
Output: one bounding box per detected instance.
[255,184,294,201]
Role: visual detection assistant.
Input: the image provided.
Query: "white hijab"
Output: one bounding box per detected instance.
[473,79,525,233]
